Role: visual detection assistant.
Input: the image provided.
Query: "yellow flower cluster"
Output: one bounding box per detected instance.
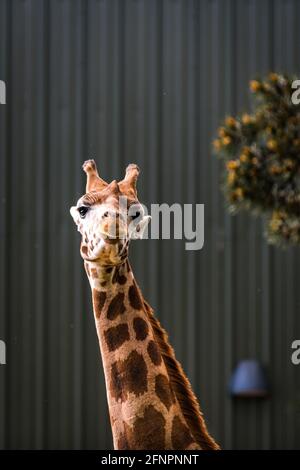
[225,148,261,189]
[269,73,279,82]
[229,187,244,201]
[284,159,294,170]
[213,135,232,150]
[226,160,239,170]
[269,159,295,176]
[240,153,248,163]
[239,147,258,166]
[223,136,232,146]
[234,188,244,199]
[213,139,221,151]
[227,170,236,185]
[218,127,226,137]
[225,116,237,128]
[249,80,261,92]
[269,164,282,175]
[267,139,278,151]
[241,114,253,125]
[269,211,283,232]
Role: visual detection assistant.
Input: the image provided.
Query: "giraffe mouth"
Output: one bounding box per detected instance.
[100,232,122,245]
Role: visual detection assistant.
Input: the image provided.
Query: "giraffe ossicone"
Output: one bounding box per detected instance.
[70,159,219,450]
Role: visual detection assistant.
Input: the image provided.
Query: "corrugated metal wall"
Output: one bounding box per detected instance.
[0,0,300,450]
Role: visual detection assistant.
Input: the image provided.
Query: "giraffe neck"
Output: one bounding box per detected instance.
[84,259,216,450]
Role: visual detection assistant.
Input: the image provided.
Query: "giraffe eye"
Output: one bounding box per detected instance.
[129,204,143,221]
[131,211,141,220]
[78,206,89,218]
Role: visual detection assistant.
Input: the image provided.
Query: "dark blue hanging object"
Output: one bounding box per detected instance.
[230,360,268,397]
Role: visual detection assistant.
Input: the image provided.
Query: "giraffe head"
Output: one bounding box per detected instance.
[70,159,151,265]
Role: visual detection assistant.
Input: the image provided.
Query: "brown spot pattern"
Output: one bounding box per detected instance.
[112,266,127,285]
[93,290,107,318]
[81,245,88,255]
[110,350,148,402]
[132,405,166,450]
[171,416,194,450]
[116,421,132,450]
[147,340,162,366]
[133,317,149,341]
[91,268,98,279]
[104,323,130,352]
[128,283,143,310]
[155,374,175,410]
[107,292,126,320]
[117,432,130,450]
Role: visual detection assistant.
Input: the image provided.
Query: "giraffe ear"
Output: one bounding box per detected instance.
[82,159,108,193]
[119,163,140,196]
[129,215,151,240]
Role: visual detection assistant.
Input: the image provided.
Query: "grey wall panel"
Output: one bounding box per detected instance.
[0,0,300,450]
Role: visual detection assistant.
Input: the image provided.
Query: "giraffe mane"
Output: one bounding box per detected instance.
[143,300,220,450]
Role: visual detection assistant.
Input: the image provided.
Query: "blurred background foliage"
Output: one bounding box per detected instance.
[214,73,300,246]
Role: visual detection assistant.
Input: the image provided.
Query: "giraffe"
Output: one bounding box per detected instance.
[70,159,219,450]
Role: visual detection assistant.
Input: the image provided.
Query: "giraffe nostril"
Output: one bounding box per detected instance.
[103,211,109,218]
